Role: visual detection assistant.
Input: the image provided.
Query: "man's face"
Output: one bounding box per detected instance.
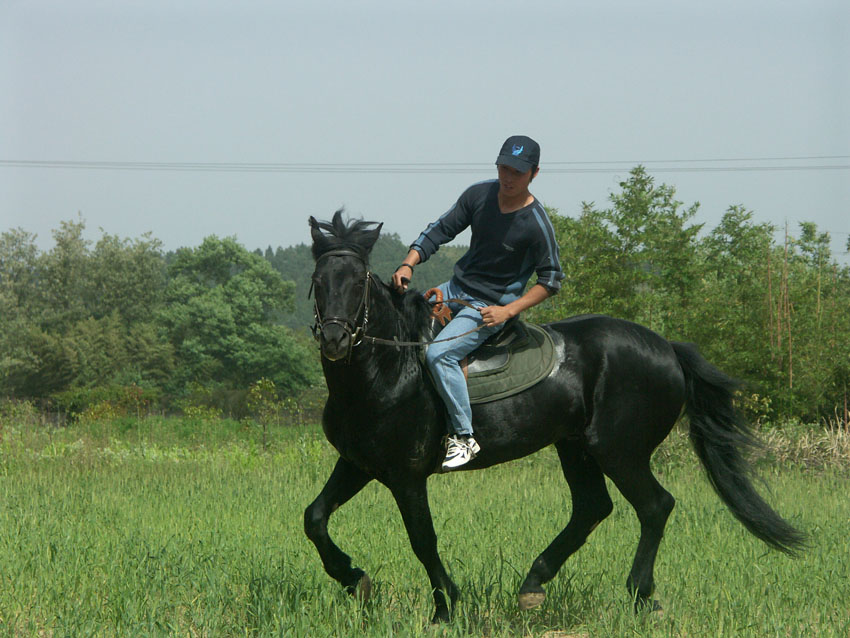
[497,164,537,196]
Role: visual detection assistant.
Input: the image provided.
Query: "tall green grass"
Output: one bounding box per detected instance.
[0,417,846,637]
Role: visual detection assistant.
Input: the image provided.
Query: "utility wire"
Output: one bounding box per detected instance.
[1,156,849,174]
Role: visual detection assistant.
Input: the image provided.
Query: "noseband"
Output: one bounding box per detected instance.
[310,249,372,362]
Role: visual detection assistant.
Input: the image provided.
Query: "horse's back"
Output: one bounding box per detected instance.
[550,314,683,380]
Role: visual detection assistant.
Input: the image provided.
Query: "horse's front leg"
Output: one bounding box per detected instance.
[390,479,459,624]
[304,457,373,598]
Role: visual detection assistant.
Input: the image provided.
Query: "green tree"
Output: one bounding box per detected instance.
[86,231,167,323]
[529,204,624,321]
[37,218,91,333]
[1,220,174,399]
[159,236,320,393]
[772,223,850,419]
[0,229,42,396]
[603,166,702,335]
[0,228,40,313]
[531,166,702,337]
[694,206,777,388]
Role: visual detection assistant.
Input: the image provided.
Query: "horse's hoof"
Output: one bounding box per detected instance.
[355,573,372,603]
[430,607,451,624]
[518,590,546,610]
[634,597,663,614]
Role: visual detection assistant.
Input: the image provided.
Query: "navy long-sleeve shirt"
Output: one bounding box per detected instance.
[411,180,564,306]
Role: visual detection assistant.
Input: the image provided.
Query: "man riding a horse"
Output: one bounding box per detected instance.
[391,135,564,469]
[305,141,804,624]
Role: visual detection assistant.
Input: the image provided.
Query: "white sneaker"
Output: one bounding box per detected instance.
[442,435,480,470]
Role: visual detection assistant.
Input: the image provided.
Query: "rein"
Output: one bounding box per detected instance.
[310,250,487,357]
[359,321,486,348]
[361,292,486,347]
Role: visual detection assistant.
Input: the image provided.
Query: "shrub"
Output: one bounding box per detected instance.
[78,400,125,424]
[283,385,326,426]
[181,404,223,422]
[51,384,159,421]
[247,378,282,425]
[0,398,42,427]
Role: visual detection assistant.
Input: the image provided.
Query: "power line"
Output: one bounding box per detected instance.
[1,156,849,175]
[546,154,850,165]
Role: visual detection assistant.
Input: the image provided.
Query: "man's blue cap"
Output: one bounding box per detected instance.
[495,135,540,172]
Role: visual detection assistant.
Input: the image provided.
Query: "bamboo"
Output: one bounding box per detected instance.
[783,223,792,389]
[816,245,822,332]
[767,244,775,352]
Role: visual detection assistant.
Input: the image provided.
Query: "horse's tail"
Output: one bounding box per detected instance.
[671,341,806,554]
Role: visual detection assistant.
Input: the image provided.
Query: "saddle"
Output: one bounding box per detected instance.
[424,306,557,404]
[464,319,556,404]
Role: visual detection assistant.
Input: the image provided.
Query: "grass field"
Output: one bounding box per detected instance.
[0,416,847,637]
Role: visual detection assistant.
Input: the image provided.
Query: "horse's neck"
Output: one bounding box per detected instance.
[324,290,424,403]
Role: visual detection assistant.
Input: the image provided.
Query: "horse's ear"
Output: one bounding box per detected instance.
[309,216,325,245]
[362,222,383,253]
[331,209,346,234]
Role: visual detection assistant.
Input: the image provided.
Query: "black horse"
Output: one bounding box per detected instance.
[304,212,804,623]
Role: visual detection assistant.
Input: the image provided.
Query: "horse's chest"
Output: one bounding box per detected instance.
[323,404,437,478]
[324,410,389,465]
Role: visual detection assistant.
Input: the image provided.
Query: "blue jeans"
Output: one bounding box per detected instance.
[425,280,502,437]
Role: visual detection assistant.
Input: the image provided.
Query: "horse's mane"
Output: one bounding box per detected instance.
[395,283,434,341]
[310,209,382,262]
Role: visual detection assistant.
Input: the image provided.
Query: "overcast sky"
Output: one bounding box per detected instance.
[2,0,848,260]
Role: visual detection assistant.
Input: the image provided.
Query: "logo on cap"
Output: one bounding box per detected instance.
[512,145,524,156]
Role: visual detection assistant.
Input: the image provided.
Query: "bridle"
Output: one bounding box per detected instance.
[310,249,490,362]
[310,249,373,362]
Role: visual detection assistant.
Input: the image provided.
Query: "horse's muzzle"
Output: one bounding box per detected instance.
[319,325,354,362]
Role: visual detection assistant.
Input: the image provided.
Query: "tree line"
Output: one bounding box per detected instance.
[0,221,323,418]
[1,166,848,423]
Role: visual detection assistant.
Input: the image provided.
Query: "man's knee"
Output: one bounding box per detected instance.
[425,345,454,369]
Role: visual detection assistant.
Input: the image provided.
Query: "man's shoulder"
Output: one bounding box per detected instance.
[522,202,558,237]
[529,201,555,221]
[461,179,499,200]
[457,180,499,214]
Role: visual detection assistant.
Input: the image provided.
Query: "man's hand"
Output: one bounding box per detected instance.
[392,264,414,292]
[478,284,552,326]
[392,250,422,293]
[479,305,514,327]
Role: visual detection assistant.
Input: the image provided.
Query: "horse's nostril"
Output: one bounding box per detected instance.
[320,327,352,361]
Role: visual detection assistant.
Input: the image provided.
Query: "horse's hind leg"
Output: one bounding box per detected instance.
[304,457,373,598]
[519,442,613,610]
[603,459,675,611]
